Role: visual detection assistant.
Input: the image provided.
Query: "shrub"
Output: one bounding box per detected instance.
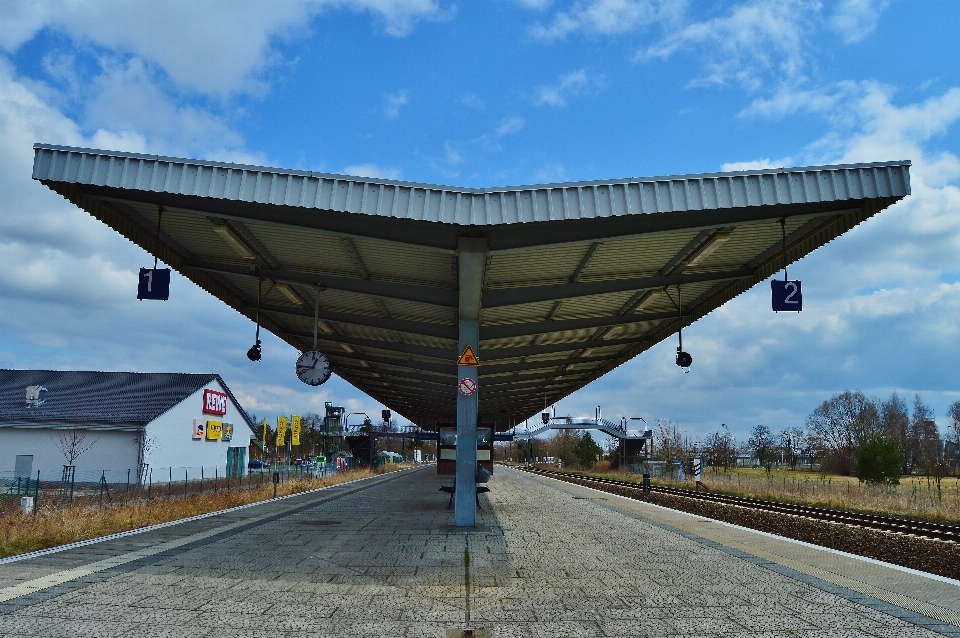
[857,437,903,484]
[594,460,612,472]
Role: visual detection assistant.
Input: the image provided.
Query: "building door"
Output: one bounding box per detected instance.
[226,447,246,478]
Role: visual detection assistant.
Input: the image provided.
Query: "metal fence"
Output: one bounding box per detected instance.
[0,463,341,517]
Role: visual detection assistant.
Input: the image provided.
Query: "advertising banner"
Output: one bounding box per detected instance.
[291,415,301,446]
[262,418,268,447]
[222,423,233,442]
[193,419,205,440]
[276,416,287,446]
[206,421,223,441]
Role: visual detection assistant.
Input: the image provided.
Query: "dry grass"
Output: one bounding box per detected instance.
[0,466,410,559]
[555,465,960,523]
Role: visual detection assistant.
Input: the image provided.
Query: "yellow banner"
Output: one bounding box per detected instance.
[206,421,223,441]
[276,416,287,447]
[262,418,268,446]
[291,415,301,446]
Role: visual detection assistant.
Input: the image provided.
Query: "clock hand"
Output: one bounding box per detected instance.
[297,359,319,373]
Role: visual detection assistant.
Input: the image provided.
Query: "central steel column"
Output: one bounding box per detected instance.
[455,237,486,527]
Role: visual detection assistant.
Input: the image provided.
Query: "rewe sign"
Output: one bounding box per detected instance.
[203,389,228,416]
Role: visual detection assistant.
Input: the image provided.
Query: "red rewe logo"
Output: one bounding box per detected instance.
[203,389,228,416]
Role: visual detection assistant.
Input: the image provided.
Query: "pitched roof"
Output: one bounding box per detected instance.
[0,370,254,430]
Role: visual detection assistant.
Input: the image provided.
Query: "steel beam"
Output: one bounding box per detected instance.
[259,303,458,340]
[288,331,453,360]
[480,310,676,340]
[482,336,648,360]
[456,238,485,527]
[481,268,752,308]
[189,260,457,307]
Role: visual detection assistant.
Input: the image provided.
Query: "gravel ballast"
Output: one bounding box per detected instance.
[554,473,960,580]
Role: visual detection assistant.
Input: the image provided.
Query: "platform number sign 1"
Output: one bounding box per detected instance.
[771,280,802,312]
[137,268,171,300]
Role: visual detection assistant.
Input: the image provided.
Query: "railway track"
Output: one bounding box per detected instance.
[520,466,960,544]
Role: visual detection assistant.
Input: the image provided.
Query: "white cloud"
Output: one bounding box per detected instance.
[515,0,553,9]
[828,0,889,44]
[531,0,684,41]
[742,81,960,187]
[639,0,817,89]
[459,93,485,109]
[444,142,464,165]
[0,0,449,95]
[534,161,569,183]
[535,69,588,106]
[495,116,526,137]
[719,158,790,172]
[383,90,409,119]
[82,57,248,157]
[739,81,859,119]
[0,53,390,424]
[470,116,528,154]
[342,163,403,179]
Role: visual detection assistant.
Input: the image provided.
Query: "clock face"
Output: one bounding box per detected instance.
[296,350,332,387]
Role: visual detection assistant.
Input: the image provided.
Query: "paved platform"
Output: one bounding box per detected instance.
[0,466,957,637]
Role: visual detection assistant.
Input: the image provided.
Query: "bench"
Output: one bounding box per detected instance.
[440,465,491,510]
[439,482,490,509]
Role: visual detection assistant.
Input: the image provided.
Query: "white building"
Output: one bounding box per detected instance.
[0,370,256,480]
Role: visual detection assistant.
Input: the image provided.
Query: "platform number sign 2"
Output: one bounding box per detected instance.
[138,268,170,300]
[771,280,802,312]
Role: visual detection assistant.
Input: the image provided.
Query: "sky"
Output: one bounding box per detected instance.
[1,0,959,444]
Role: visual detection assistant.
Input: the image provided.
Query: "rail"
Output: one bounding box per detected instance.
[519,466,959,544]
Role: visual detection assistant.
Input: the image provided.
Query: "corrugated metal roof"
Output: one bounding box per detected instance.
[0,370,254,430]
[31,144,911,425]
[33,144,910,226]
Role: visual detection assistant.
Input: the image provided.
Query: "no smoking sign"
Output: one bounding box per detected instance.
[458,377,477,396]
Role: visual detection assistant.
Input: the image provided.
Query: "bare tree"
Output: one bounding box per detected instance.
[748,425,777,473]
[778,426,805,470]
[909,395,939,476]
[654,418,685,467]
[806,390,881,475]
[54,424,98,467]
[132,427,158,483]
[702,424,737,472]
[947,400,960,468]
[880,392,910,473]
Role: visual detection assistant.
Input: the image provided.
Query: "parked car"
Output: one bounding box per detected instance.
[248,460,269,469]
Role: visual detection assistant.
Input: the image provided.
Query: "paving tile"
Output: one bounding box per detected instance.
[0,467,952,637]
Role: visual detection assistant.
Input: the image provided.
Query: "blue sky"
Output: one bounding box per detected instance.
[1,0,959,444]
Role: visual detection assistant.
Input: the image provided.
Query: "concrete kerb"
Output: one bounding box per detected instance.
[0,465,419,567]
[0,466,425,611]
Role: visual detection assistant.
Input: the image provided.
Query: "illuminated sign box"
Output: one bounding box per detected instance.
[203,389,228,416]
[206,421,223,441]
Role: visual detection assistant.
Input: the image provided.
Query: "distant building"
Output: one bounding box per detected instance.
[0,370,256,479]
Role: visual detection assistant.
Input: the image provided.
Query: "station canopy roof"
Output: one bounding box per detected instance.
[32,144,911,428]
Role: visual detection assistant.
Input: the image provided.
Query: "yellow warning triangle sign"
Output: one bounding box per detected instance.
[457,344,480,365]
